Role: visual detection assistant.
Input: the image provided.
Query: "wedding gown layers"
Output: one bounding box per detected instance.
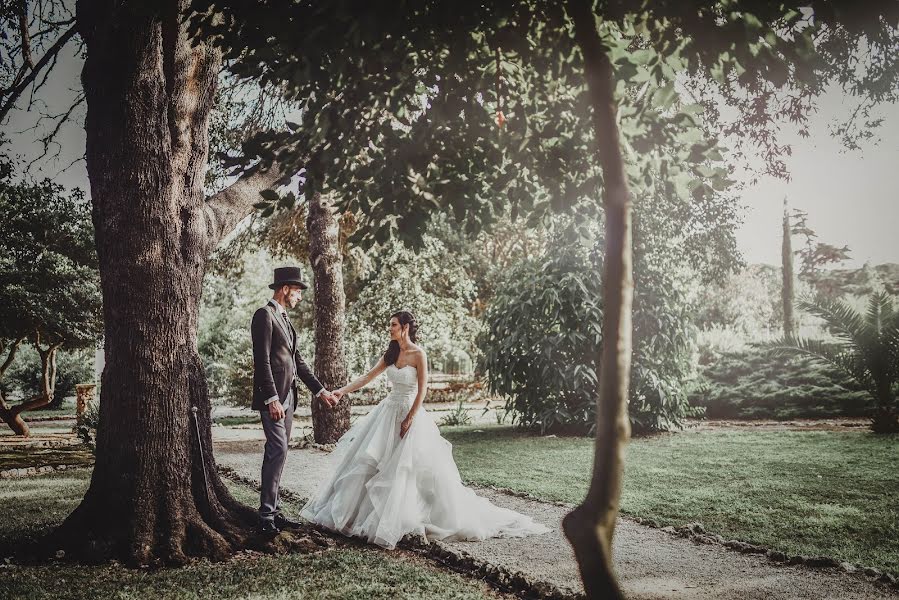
[300,364,550,549]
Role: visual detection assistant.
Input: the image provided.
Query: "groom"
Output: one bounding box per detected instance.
[251,266,337,534]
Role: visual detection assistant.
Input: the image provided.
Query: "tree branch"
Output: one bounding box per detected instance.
[0,337,26,380]
[0,23,77,124]
[203,162,291,251]
[19,2,34,69]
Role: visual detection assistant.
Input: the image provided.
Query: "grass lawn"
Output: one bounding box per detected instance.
[213,415,259,427]
[21,398,78,420]
[443,425,899,574]
[0,471,501,600]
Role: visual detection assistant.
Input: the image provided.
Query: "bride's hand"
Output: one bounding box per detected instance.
[400,413,414,438]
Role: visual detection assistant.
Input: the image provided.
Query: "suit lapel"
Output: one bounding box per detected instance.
[268,304,293,350]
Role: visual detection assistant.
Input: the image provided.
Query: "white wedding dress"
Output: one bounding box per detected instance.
[300,364,550,549]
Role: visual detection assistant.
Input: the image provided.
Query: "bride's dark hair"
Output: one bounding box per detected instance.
[384,311,417,366]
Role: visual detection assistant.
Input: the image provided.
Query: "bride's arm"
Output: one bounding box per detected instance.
[336,357,387,397]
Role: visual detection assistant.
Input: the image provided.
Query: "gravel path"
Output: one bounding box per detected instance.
[213,428,896,600]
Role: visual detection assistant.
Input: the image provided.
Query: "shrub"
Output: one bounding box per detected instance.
[438,399,473,427]
[7,346,95,406]
[75,402,101,453]
[480,239,695,434]
[690,347,871,420]
[764,292,899,432]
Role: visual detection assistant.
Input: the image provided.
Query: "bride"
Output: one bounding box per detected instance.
[300,311,550,549]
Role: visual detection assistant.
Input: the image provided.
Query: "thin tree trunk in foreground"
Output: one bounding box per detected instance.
[307,191,349,443]
[782,197,795,339]
[564,1,633,598]
[52,0,290,565]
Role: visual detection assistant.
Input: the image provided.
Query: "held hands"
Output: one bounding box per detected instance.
[319,390,339,408]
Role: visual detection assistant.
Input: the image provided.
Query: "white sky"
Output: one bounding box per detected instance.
[732,88,899,267]
[3,45,897,268]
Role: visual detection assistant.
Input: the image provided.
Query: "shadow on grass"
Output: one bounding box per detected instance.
[0,470,501,600]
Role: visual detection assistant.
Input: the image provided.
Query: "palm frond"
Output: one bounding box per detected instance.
[797,296,870,347]
[761,337,874,390]
[866,291,896,335]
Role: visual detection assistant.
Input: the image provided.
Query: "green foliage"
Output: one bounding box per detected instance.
[438,400,474,427]
[199,249,315,405]
[75,402,101,452]
[5,346,94,403]
[694,265,782,336]
[0,154,101,349]
[480,231,697,434]
[764,292,899,433]
[480,241,602,434]
[690,347,871,420]
[344,235,481,378]
[193,0,760,253]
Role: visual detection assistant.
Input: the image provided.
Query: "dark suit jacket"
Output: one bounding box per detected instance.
[251,302,324,411]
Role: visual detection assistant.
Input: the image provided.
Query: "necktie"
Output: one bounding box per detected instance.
[281,312,295,347]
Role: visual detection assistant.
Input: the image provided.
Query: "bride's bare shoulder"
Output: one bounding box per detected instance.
[409,345,427,365]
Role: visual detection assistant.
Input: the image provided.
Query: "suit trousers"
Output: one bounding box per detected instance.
[259,387,295,522]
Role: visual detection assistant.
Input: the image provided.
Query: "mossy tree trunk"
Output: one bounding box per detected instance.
[307,191,349,443]
[52,0,285,565]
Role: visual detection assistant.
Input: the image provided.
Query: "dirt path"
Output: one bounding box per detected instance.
[213,430,896,600]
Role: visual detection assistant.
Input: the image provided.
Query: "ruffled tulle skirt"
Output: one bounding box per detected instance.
[300,394,550,549]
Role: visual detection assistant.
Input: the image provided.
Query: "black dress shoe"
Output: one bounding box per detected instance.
[258,520,279,535]
[274,514,302,530]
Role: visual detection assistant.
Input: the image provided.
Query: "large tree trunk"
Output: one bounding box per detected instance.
[52,1,284,566]
[306,191,349,443]
[782,198,796,339]
[564,1,632,598]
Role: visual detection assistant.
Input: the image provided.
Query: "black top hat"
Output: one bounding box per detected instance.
[269,266,308,290]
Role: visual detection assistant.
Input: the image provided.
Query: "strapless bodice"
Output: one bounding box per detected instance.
[384,364,418,404]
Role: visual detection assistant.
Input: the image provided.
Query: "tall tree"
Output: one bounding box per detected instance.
[194,1,898,594]
[49,0,288,564]
[782,197,796,339]
[306,191,349,443]
[0,148,101,436]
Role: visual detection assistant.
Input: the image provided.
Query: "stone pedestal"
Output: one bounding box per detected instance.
[75,384,97,419]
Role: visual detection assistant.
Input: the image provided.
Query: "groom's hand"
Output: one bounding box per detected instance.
[268,400,285,421]
[318,390,335,409]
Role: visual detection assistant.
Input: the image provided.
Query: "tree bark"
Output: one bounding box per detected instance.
[0,336,60,436]
[51,1,275,565]
[782,198,796,339]
[306,191,349,443]
[564,1,632,598]
[0,337,28,435]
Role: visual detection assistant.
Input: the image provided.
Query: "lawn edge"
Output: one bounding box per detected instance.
[216,465,584,600]
[468,480,898,592]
